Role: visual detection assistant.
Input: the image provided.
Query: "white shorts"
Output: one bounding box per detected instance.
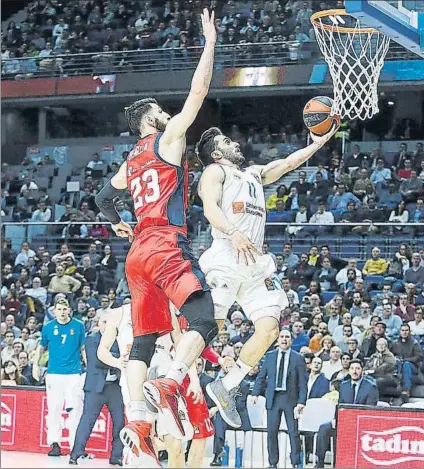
[199,240,288,323]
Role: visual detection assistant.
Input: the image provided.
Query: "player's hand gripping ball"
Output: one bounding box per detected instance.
[303,96,341,136]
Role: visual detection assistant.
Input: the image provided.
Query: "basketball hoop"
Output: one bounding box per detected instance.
[311,9,391,121]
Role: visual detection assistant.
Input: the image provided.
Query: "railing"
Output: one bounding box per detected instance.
[0,39,413,80]
[2,221,424,261]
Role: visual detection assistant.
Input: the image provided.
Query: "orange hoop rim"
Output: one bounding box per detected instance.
[311,9,380,34]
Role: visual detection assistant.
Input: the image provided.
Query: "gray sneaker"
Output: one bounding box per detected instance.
[206,379,242,428]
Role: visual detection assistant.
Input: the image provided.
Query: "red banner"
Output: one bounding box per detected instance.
[1,387,112,457]
[2,79,56,98]
[336,405,424,468]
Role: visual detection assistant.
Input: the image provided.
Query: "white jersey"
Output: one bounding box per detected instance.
[116,304,133,406]
[211,165,266,248]
[117,304,133,359]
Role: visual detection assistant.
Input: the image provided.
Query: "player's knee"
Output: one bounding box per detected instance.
[254,314,280,343]
[180,290,218,345]
[129,333,158,366]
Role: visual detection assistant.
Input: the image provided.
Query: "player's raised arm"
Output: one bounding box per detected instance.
[199,164,260,265]
[161,9,216,144]
[256,126,339,185]
[95,161,133,241]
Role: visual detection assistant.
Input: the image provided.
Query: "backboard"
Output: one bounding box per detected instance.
[345,0,424,57]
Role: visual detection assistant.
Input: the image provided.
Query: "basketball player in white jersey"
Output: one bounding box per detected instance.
[97,304,152,468]
[98,304,222,468]
[195,125,338,427]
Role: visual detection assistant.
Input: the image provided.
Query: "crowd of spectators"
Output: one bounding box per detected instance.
[264,141,424,236]
[1,0,342,78]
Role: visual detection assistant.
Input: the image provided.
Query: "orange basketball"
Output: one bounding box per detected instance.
[303,96,341,136]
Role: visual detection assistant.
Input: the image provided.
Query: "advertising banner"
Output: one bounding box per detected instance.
[336,404,424,468]
[1,387,112,458]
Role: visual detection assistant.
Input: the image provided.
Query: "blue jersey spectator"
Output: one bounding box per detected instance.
[36,298,86,457]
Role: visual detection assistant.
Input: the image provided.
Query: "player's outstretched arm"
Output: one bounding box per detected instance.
[95,161,134,241]
[97,310,122,369]
[199,164,261,264]
[161,9,216,144]
[255,126,339,185]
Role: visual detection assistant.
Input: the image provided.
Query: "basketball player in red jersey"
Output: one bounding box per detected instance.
[95,9,218,465]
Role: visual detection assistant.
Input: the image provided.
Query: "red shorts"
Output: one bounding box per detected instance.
[182,378,214,440]
[125,227,209,337]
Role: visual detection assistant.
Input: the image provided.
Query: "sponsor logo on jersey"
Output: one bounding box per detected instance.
[70,329,75,335]
[245,202,265,217]
[1,395,16,445]
[252,173,262,184]
[264,278,276,291]
[232,202,245,214]
[359,425,424,466]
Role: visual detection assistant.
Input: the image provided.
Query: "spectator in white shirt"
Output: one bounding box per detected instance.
[282,278,299,305]
[321,346,343,380]
[86,152,104,169]
[96,296,111,318]
[333,313,362,344]
[25,277,48,306]
[52,18,68,38]
[1,331,16,363]
[39,42,54,58]
[352,303,372,331]
[297,201,334,238]
[409,308,424,336]
[20,176,38,194]
[336,258,362,286]
[30,201,52,222]
[14,242,36,267]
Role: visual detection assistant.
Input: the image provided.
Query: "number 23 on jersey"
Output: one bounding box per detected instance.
[129,168,161,210]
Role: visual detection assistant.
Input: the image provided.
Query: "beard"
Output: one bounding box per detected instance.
[155,117,168,132]
[222,148,245,165]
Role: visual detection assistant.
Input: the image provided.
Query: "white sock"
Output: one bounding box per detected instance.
[222,359,252,391]
[128,400,147,422]
[166,360,189,384]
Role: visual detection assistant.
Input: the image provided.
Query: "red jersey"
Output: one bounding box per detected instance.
[127,132,188,235]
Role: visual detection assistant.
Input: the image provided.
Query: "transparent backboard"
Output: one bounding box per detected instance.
[345,0,424,57]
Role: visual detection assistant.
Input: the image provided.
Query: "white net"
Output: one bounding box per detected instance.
[311,10,391,120]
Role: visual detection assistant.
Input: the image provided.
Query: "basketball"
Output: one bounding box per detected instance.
[303,96,341,136]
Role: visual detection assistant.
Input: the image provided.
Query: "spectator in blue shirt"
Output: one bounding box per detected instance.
[330,184,361,211]
[116,200,133,222]
[370,159,392,187]
[292,321,310,352]
[382,303,402,341]
[308,164,329,183]
[34,297,86,457]
[267,200,293,223]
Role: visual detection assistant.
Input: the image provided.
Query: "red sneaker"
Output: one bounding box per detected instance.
[143,378,193,440]
[119,421,161,468]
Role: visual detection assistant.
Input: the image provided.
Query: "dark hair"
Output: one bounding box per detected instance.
[124,98,158,136]
[304,352,315,361]
[341,352,351,360]
[349,358,364,368]
[331,379,341,392]
[196,127,222,166]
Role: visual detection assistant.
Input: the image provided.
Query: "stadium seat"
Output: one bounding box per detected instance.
[299,398,337,467]
[298,290,306,303]
[363,275,385,286]
[246,396,267,468]
[322,291,337,303]
[369,290,381,298]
